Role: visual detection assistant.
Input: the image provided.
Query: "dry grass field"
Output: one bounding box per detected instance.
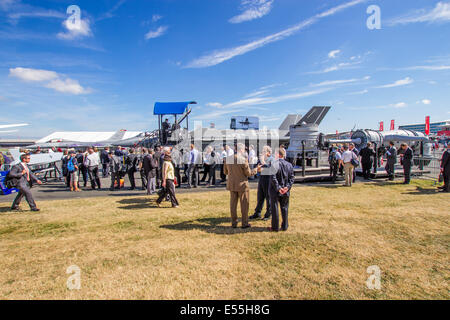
[0,180,448,300]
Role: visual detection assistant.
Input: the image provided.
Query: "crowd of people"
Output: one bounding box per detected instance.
[4,140,449,232]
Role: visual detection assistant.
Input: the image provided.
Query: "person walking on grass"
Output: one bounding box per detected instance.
[156,152,179,208]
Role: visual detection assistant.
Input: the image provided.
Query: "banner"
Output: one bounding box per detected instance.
[390,120,395,131]
[425,116,430,135]
[379,121,384,131]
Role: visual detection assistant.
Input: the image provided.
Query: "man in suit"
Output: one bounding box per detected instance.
[108,151,122,191]
[9,153,42,211]
[385,141,397,181]
[100,147,110,178]
[125,148,138,190]
[359,142,376,180]
[439,144,450,193]
[250,146,274,221]
[143,148,157,195]
[224,143,260,229]
[268,148,294,232]
[400,143,414,184]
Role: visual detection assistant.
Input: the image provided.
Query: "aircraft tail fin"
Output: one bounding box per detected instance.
[279,114,302,130]
[296,106,331,126]
[108,130,127,142]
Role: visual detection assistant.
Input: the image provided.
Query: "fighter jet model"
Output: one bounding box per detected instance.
[27,130,152,150]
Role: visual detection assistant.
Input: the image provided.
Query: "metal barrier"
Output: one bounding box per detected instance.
[414,150,443,184]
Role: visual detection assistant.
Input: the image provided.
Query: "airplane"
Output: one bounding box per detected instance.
[26,129,154,150]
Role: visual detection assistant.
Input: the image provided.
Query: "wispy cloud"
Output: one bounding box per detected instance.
[145,25,168,40]
[348,89,369,95]
[98,0,127,21]
[9,67,92,95]
[417,99,431,105]
[328,49,341,59]
[388,1,450,25]
[152,14,163,22]
[404,65,450,71]
[186,0,365,68]
[229,0,274,24]
[375,77,414,88]
[310,76,370,87]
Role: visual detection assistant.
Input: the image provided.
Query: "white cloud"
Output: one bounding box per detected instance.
[58,17,93,40]
[375,77,414,88]
[404,65,450,71]
[9,67,91,95]
[310,76,370,87]
[348,89,369,95]
[9,67,58,82]
[389,1,450,25]
[392,102,407,108]
[229,0,274,24]
[145,25,168,40]
[45,78,91,95]
[328,49,341,59]
[152,14,162,22]
[420,99,432,105]
[205,102,223,108]
[186,0,365,68]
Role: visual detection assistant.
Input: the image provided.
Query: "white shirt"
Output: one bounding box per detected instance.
[86,152,100,167]
[249,150,257,164]
[341,150,356,163]
[226,149,234,157]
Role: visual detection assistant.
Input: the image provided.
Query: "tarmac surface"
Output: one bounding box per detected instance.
[0,173,353,204]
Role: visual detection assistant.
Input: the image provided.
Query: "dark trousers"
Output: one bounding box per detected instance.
[110,172,120,189]
[201,164,210,182]
[220,164,226,181]
[331,163,339,182]
[270,191,289,231]
[174,167,181,187]
[403,163,412,183]
[254,178,270,217]
[362,161,372,179]
[386,162,395,180]
[187,164,199,187]
[12,183,37,210]
[88,166,101,189]
[208,165,216,185]
[102,163,109,177]
[79,165,88,187]
[127,169,136,189]
[140,169,147,189]
[156,168,161,188]
[156,179,179,207]
[443,169,450,191]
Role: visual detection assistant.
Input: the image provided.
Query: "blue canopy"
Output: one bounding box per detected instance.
[153,101,197,115]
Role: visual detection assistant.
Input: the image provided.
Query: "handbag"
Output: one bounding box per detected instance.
[438,173,444,183]
[351,158,360,167]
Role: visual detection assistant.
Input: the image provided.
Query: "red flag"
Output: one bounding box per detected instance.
[425,116,430,135]
[379,121,384,131]
[390,120,395,131]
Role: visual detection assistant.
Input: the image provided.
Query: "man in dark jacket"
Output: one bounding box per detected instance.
[439,144,450,192]
[109,152,122,191]
[100,147,110,178]
[250,146,274,221]
[385,141,397,181]
[9,153,42,211]
[154,146,162,188]
[400,143,414,184]
[143,149,157,195]
[359,142,376,180]
[125,148,138,190]
[269,148,294,232]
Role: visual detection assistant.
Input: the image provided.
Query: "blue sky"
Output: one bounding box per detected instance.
[0,0,449,138]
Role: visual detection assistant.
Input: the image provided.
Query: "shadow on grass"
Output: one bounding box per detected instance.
[160,217,268,235]
[402,187,440,195]
[117,197,158,209]
[0,206,13,213]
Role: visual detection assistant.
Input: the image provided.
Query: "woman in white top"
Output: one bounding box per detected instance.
[156,153,179,208]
